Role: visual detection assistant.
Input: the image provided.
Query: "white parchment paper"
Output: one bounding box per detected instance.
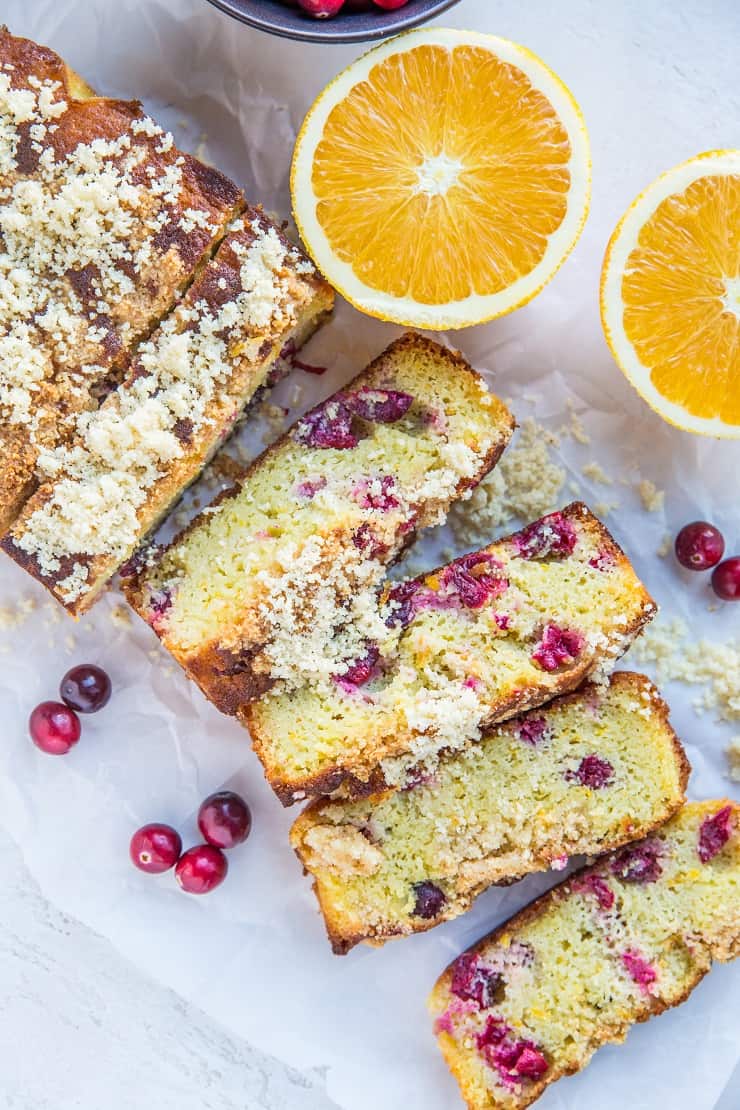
[1,2,739,1108]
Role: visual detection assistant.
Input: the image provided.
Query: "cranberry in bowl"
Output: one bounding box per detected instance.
[203,0,462,44]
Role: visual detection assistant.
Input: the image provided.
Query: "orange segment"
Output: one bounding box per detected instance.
[292,30,591,329]
[601,151,740,438]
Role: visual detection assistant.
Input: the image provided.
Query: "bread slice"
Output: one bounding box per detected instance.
[429,799,740,1110]
[2,210,334,613]
[247,503,657,804]
[290,673,689,953]
[0,28,244,531]
[125,334,514,709]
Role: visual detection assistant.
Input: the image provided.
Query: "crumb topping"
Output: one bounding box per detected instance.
[13,220,313,600]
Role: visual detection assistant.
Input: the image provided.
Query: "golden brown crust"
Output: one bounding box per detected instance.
[125,333,514,710]
[430,800,740,1110]
[292,673,689,953]
[247,503,657,806]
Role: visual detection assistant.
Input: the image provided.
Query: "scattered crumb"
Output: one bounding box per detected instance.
[594,500,620,518]
[562,400,590,445]
[208,453,249,484]
[581,462,612,485]
[656,533,672,558]
[0,595,37,630]
[726,737,740,781]
[258,401,290,444]
[638,479,665,513]
[447,417,565,548]
[568,480,581,496]
[628,616,740,721]
[109,603,131,629]
[64,634,76,652]
[194,132,210,164]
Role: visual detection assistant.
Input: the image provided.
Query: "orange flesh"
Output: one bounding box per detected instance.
[311,44,572,305]
[621,174,740,424]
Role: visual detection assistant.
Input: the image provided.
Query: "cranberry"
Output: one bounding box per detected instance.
[197,792,252,850]
[451,953,502,1008]
[531,624,583,671]
[147,588,172,630]
[476,1019,549,1083]
[441,552,508,609]
[351,474,400,511]
[336,643,380,688]
[610,838,663,884]
[296,0,345,15]
[372,0,411,8]
[565,754,614,789]
[711,557,740,601]
[175,845,228,894]
[697,805,734,863]
[295,399,357,449]
[572,873,615,910]
[295,477,327,499]
[385,580,420,627]
[130,823,182,874]
[621,950,657,993]
[513,716,550,746]
[352,522,387,558]
[411,880,446,918]
[60,664,111,713]
[343,387,413,423]
[515,512,577,560]
[674,521,725,571]
[29,701,81,755]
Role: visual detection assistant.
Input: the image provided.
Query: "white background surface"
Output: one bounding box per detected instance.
[1,1,740,1108]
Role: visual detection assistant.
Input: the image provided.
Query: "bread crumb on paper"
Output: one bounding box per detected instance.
[657,533,672,558]
[628,616,740,722]
[726,737,740,782]
[582,462,613,485]
[638,479,665,513]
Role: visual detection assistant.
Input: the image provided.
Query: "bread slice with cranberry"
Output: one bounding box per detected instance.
[247,504,656,804]
[3,209,334,613]
[0,27,244,533]
[124,334,514,708]
[429,799,740,1110]
[290,672,689,953]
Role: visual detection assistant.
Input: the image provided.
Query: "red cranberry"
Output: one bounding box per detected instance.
[513,716,550,746]
[441,552,508,609]
[296,0,345,15]
[29,701,81,755]
[411,880,446,918]
[197,792,252,850]
[674,521,725,571]
[572,872,615,910]
[610,838,663,884]
[451,953,502,1008]
[711,557,740,601]
[385,580,420,627]
[621,949,657,992]
[351,474,400,512]
[130,823,182,874]
[335,643,380,688]
[532,624,583,671]
[697,805,734,863]
[60,663,111,713]
[515,511,577,560]
[565,754,614,789]
[175,845,228,894]
[295,399,358,449]
[372,0,410,7]
[343,387,413,423]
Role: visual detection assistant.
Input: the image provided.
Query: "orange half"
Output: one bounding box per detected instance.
[601,150,740,438]
[291,29,591,329]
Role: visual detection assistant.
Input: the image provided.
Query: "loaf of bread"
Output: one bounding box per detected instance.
[429,800,740,1109]
[291,672,689,952]
[125,333,514,708]
[3,209,333,612]
[0,28,243,532]
[247,503,656,804]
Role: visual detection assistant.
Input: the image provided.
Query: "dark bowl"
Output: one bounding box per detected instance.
[204,0,463,44]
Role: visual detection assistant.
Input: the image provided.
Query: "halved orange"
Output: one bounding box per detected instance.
[601,150,740,438]
[291,29,591,329]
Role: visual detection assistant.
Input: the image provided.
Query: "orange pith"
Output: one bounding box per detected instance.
[311,44,572,306]
[620,173,740,425]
